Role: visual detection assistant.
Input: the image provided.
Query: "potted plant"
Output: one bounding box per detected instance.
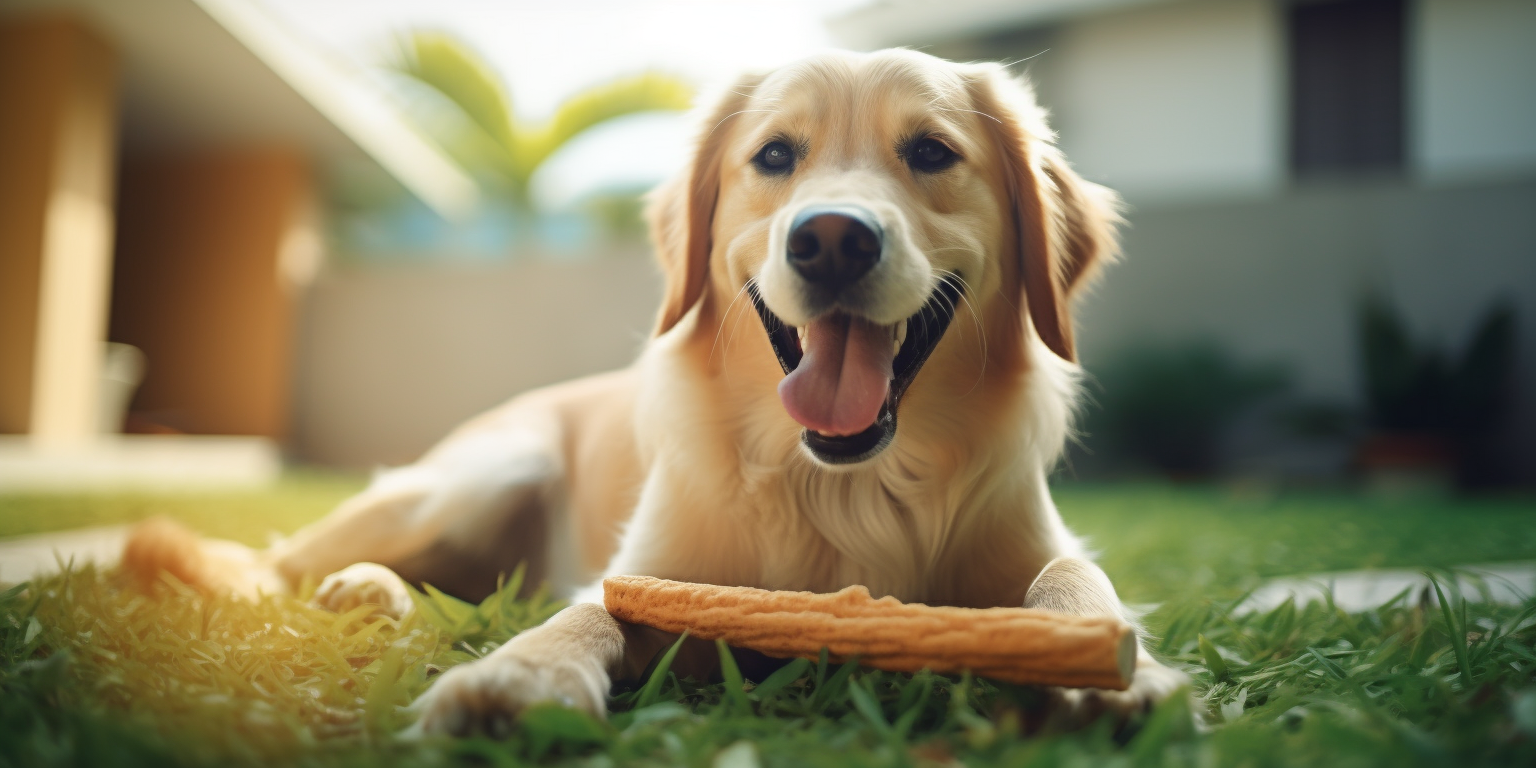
[1354,292,1516,489]
[1078,341,1290,479]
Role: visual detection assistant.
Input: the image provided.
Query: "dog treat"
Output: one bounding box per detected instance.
[604,575,1137,690]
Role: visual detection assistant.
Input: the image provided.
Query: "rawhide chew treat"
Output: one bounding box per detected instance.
[603,575,1136,690]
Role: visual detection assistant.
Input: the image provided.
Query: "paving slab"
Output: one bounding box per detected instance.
[0,435,279,491]
[1237,562,1536,614]
[0,525,131,585]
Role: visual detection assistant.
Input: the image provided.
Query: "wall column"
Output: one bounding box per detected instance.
[0,16,119,445]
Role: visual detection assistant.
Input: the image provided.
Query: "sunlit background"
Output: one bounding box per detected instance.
[1,0,1532,492]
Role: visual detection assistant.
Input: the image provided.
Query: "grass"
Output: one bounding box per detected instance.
[2,477,1534,767]
[1054,483,1536,603]
[0,470,365,544]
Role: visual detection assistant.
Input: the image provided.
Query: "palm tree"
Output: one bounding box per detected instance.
[391,32,694,211]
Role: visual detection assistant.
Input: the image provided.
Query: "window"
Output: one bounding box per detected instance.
[1288,0,1406,175]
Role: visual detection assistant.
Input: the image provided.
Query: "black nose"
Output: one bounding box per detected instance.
[786,205,882,292]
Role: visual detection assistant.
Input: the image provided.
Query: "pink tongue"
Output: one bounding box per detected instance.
[778,315,894,436]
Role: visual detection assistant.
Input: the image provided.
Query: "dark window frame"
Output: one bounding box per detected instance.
[1288,0,1408,177]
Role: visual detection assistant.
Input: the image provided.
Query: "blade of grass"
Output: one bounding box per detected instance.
[750,657,810,702]
[422,584,477,632]
[847,676,892,736]
[896,670,933,717]
[715,639,753,715]
[635,631,688,709]
[1305,647,1347,681]
[364,639,408,730]
[1429,573,1473,688]
[810,658,860,714]
[1198,634,1229,680]
[406,585,458,634]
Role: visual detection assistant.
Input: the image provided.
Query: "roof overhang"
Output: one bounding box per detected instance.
[827,0,1174,50]
[0,0,478,219]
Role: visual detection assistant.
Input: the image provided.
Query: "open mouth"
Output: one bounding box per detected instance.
[748,276,964,465]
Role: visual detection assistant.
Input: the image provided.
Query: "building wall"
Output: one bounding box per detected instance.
[290,255,662,468]
[1049,0,1284,204]
[1039,0,1536,198]
[946,0,1536,479]
[1415,0,1536,181]
[1075,176,1536,480]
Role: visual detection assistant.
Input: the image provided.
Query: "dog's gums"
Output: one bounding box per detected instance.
[749,276,964,465]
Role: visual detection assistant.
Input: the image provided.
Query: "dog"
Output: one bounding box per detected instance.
[123,48,1187,736]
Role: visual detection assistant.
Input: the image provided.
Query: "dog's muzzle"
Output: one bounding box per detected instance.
[750,275,964,465]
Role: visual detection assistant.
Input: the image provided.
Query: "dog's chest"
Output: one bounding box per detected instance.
[741,470,1039,606]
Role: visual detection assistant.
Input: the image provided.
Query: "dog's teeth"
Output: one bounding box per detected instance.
[893,322,908,354]
[796,326,807,346]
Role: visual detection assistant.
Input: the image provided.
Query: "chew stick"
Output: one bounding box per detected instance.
[603,576,1137,690]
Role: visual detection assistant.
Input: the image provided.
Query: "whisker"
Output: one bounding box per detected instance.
[723,290,754,383]
[707,108,779,139]
[999,50,1050,69]
[928,106,1003,125]
[934,268,989,395]
[710,282,754,372]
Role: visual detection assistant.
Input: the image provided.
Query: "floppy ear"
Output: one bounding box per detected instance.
[967,66,1121,362]
[647,74,764,335]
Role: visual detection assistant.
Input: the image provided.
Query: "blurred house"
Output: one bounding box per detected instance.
[7,0,1529,486]
[833,0,1536,482]
[0,0,478,486]
[0,0,666,481]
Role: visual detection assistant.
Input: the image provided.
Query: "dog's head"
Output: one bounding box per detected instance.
[648,50,1119,467]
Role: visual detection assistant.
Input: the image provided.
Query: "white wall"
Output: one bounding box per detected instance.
[1045,0,1536,198]
[1049,0,1283,204]
[1074,178,1536,480]
[290,255,662,467]
[1415,0,1536,181]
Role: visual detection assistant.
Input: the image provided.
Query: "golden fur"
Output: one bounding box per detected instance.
[123,49,1186,735]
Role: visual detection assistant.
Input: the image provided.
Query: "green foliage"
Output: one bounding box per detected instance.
[405,565,562,654]
[391,31,694,206]
[1080,341,1290,476]
[1359,292,1517,437]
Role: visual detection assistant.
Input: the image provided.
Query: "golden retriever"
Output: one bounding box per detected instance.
[124,48,1187,736]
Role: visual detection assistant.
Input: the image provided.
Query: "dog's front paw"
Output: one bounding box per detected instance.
[1048,658,1190,730]
[313,562,413,619]
[412,654,609,738]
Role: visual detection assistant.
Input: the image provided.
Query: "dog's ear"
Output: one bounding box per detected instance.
[647,74,763,336]
[967,66,1121,362]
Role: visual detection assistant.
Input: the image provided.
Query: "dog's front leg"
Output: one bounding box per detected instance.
[412,602,649,735]
[1024,557,1189,725]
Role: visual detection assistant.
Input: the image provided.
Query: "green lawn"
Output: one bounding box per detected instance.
[0,470,366,544]
[1,477,1534,767]
[1055,484,1536,603]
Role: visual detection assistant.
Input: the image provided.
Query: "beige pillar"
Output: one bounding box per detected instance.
[109,150,314,439]
[0,16,119,445]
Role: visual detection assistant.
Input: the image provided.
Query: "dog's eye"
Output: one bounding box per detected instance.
[753,141,796,175]
[907,138,959,173]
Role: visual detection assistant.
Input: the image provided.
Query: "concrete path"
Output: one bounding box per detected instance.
[0,525,130,585]
[1236,561,1536,614]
